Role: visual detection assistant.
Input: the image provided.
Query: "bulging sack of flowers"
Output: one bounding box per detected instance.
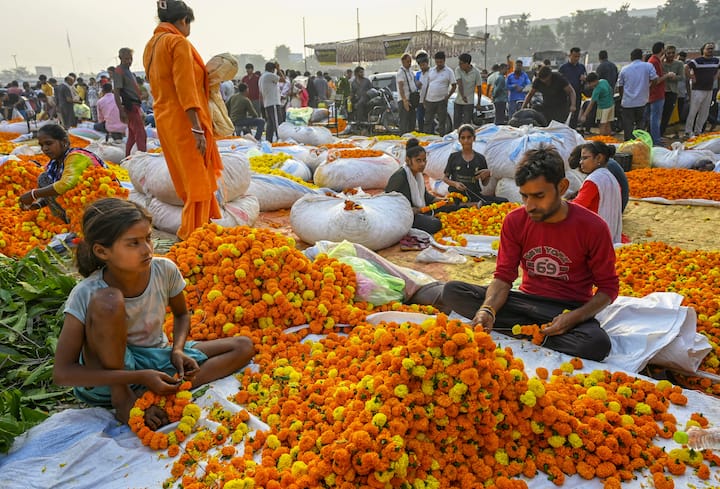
[313,149,399,191]
[68,126,107,141]
[277,121,334,146]
[85,141,126,164]
[290,192,413,250]
[484,121,584,179]
[494,177,523,203]
[266,142,324,171]
[247,173,320,211]
[651,142,717,169]
[123,150,250,206]
[147,195,259,235]
[276,158,312,181]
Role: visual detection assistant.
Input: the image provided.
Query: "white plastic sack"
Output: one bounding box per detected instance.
[0,120,49,134]
[124,151,250,206]
[68,127,107,141]
[310,108,329,123]
[246,174,319,211]
[415,247,467,264]
[148,195,260,234]
[314,152,399,191]
[651,142,717,169]
[9,145,36,156]
[424,139,488,180]
[290,192,413,250]
[266,144,324,170]
[277,158,312,181]
[85,141,126,164]
[484,121,584,179]
[127,189,151,209]
[278,122,334,146]
[429,178,449,196]
[495,177,523,203]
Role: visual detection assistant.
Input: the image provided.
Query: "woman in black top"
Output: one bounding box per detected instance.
[442,124,507,205]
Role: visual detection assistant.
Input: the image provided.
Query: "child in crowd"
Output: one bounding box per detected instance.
[53,198,254,427]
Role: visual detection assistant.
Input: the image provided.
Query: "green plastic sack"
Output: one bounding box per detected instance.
[327,241,405,305]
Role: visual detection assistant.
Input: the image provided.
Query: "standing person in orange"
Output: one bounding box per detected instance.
[143,0,222,240]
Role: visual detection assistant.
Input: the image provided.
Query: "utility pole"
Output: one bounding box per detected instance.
[484,8,488,70]
[356,8,361,65]
[303,17,308,72]
[429,0,433,55]
[12,54,18,70]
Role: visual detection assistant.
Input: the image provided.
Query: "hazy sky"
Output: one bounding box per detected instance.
[1,0,663,76]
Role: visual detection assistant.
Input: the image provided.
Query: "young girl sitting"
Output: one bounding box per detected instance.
[53,198,254,427]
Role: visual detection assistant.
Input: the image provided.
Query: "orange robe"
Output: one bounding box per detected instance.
[143,22,222,240]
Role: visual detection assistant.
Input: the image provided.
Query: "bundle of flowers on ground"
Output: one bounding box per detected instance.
[150,315,710,489]
[684,132,720,148]
[616,242,720,393]
[626,168,720,201]
[163,224,368,339]
[585,135,621,144]
[0,159,127,256]
[434,202,520,246]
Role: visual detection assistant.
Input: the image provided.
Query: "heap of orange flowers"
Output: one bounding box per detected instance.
[321,142,357,149]
[434,202,520,246]
[0,158,127,256]
[616,242,720,394]
[326,148,385,162]
[163,224,368,338]
[161,314,709,489]
[626,168,720,201]
[585,135,621,144]
[128,381,201,452]
[0,131,22,141]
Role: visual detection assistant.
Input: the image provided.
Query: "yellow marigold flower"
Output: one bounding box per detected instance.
[494,357,508,369]
[375,470,394,483]
[509,368,524,381]
[668,448,691,463]
[634,402,652,415]
[586,386,607,401]
[494,449,510,465]
[411,365,427,378]
[394,384,409,398]
[365,396,382,412]
[266,434,281,450]
[177,422,192,435]
[175,390,192,400]
[129,407,144,418]
[421,380,434,396]
[180,415,196,427]
[393,453,409,478]
[559,362,574,373]
[428,346,442,358]
[520,390,537,407]
[607,401,621,413]
[527,378,545,397]
[511,324,522,335]
[392,435,405,448]
[568,433,584,448]
[621,414,635,426]
[324,473,336,486]
[531,421,545,434]
[548,435,566,448]
[372,412,387,428]
[266,413,280,427]
[207,290,222,301]
[277,453,293,471]
[291,460,308,477]
[495,412,505,423]
[401,358,415,370]
[333,406,345,421]
[616,385,632,398]
[449,383,468,403]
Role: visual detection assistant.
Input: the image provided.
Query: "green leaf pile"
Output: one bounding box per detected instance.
[0,248,78,453]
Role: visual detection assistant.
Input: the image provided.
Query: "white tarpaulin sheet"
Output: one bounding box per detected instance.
[1,302,717,489]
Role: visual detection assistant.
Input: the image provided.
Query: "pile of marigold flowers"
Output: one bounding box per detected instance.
[156,314,712,489]
[616,242,720,393]
[626,168,720,201]
[684,132,720,148]
[326,148,385,162]
[0,159,127,256]
[585,135,621,144]
[434,202,520,246]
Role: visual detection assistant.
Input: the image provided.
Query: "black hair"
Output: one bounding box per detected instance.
[630,48,643,61]
[245,63,254,70]
[457,124,475,138]
[354,66,364,76]
[515,146,565,187]
[158,0,194,24]
[701,42,715,54]
[102,83,113,93]
[434,51,446,60]
[581,141,615,162]
[538,66,552,79]
[37,123,69,142]
[237,83,248,92]
[265,62,276,72]
[491,63,499,71]
[586,72,599,83]
[316,70,323,76]
[458,53,472,64]
[39,74,47,81]
[598,50,608,60]
[652,42,665,55]
[568,145,582,170]
[76,198,153,277]
[570,47,581,54]
[406,138,426,160]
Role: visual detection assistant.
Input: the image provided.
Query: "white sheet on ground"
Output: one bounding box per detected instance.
[1,306,716,489]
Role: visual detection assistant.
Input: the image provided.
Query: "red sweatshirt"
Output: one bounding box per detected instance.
[494,202,619,303]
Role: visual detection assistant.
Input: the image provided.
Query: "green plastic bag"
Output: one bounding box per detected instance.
[327,241,405,305]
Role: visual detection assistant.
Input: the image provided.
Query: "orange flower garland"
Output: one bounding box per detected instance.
[326,148,384,162]
[128,381,201,451]
[419,191,468,213]
[626,168,720,201]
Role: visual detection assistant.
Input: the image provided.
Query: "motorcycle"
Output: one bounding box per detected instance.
[366,87,399,133]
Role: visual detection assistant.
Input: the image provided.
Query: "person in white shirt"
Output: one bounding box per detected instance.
[220,80,235,103]
[397,53,420,134]
[423,51,457,135]
[259,62,284,142]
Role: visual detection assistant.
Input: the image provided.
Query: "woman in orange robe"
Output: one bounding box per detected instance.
[143,0,222,240]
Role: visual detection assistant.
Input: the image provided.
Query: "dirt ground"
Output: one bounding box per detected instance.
[153,200,720,286]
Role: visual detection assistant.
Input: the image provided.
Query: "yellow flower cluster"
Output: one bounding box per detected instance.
[248,153,317,189]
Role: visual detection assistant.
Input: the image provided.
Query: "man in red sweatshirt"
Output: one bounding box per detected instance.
[442,146,618,361]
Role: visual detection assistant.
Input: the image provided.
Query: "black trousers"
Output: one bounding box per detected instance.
[441,281,612,361]
[660,92,678,135]
[399,103,416,134]
[622,106,645,141]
